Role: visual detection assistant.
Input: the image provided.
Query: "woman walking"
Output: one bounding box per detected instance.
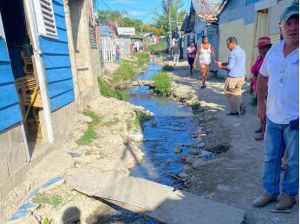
[187,42,196,76]
[194,36,217,88]
[250,36,272,141]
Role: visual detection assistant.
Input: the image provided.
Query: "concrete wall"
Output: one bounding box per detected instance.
[0,125,28,200]
[218,0,258,78]
[68,0,100,109]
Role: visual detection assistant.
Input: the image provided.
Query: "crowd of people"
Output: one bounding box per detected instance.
[171,2,299,211]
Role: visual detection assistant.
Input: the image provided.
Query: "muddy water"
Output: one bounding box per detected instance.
[129,64,197,186]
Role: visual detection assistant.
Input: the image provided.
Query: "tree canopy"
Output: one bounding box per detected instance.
[152,0,186,38]
[98,10,162,36]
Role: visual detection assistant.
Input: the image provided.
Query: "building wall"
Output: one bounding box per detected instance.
[0,125,28,200]
[218,0,259,78]
[218,19,256,78]
[68,0,100,108]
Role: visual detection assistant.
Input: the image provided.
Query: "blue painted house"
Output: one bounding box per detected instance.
[0,0,79,200]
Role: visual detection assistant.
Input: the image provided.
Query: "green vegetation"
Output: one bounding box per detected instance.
[98,77,130,101]
[112,62,136,83]
[127,110,148,130]
[33,193,63,208]
[42,217,53,224]
[152,72,171,95]
[188,100,201,111]
[76,110,101,145]
[162,64,174,72]
[153,0,186,38]
[97,10,162,35]
[135,52,151,67]
[148,43,166,55]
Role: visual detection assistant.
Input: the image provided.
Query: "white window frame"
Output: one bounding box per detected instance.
[32,0,58,39]
[0,12,5,39]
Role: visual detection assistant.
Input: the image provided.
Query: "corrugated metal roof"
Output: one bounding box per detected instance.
[191,0,229,22]
[99,26,113,36]
[117,27,136,36]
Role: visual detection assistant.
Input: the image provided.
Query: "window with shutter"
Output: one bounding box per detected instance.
[0,12,5,38]
[32,0,58,39]
[89,23,97,49]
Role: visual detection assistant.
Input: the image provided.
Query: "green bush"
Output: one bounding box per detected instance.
[162,64,174,72]
[76,110,101,145]
[152,72,171,95]
[135,52,150,67]
[148,43,166,55]
[112,62,136,83]
[98,77,129,100]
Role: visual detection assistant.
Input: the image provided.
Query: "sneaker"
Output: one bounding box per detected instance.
[226,112,239,116]
[253,193,277,207]
[240,103,246,115]
[275,193,296,210]
[255,134,264,141]
[254,128,263,133]
[201,84,206,89]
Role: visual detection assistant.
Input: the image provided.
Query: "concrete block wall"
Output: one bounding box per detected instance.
[51,102,78,141]
[68,0,100,107]
[0,125,28,200]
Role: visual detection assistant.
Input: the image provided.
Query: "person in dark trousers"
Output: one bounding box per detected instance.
[253,3,299,210]
[187,42,196,76]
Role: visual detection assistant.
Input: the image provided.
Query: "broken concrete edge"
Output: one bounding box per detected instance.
[65,169,246,224]
[6,177,64,223]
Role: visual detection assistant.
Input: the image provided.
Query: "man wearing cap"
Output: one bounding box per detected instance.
[253,3,299,210]
[216,36,247,116]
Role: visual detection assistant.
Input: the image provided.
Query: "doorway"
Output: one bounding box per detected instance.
[0,0,44,154]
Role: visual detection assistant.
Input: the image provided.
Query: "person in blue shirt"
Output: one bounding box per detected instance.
[216,36,247,116]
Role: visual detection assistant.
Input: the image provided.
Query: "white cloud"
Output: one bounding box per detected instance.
[126,10,147,17]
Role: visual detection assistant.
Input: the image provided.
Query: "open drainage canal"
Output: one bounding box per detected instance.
[88,64,200,223]
[128,64,197,186]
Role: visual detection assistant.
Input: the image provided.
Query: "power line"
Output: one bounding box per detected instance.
[99,0,113,10]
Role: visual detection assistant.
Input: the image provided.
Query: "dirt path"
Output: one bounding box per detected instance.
[167,60,299,224]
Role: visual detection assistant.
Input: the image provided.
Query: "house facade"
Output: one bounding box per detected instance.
[117,27,136,55]
[218,0,294,78]
[0,0,102,202]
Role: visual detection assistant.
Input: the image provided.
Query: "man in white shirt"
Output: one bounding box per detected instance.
[253,3,299,210]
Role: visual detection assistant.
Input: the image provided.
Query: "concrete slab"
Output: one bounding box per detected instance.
[65,167,245,224]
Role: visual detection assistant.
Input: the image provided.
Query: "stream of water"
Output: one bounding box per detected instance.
[128,64,197,186]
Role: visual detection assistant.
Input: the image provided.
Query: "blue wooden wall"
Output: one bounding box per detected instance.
[39,0,75,112]
[0,37,22,132]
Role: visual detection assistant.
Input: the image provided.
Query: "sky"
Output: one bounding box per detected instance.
[96,0,192,24]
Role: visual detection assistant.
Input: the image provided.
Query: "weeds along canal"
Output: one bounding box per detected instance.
[128,64,198,186]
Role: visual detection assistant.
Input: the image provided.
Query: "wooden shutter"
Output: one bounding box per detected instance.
[0,12,4,38]
[89,23,97,49]
[33,0,58,39]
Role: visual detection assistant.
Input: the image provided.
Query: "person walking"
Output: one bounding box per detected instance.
[173,41,180,67]
[216,36,246,116]
[194,36,217,88]
[115,45,121,61]
[187,42,196,76]
[249,36,272,140]
[253,3,299,210]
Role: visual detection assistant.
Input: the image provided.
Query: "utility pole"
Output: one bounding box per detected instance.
[168,0,172,52]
